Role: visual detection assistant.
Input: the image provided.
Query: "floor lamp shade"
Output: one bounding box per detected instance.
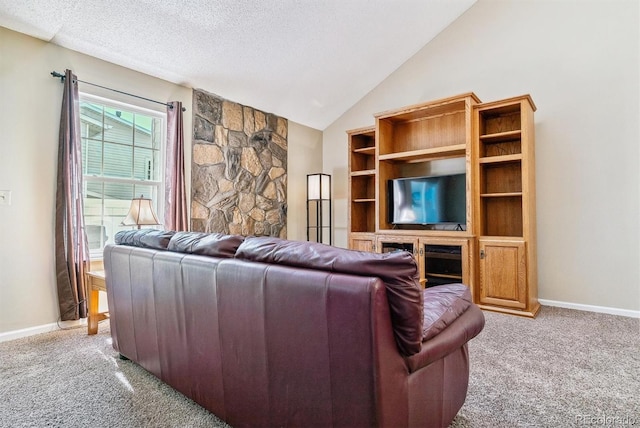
[121,195,160,229]
[307,173,331,244]
[307,173,331,200]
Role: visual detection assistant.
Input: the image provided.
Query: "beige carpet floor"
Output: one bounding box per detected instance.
[1,306,638,427]
[452,306,639,427]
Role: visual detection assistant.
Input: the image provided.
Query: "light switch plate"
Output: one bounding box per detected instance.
[0,190,11,206]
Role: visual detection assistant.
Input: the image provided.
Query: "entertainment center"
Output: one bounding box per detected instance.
[347,92,539,317]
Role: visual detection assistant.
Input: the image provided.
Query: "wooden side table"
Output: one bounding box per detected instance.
[87,268,109,335]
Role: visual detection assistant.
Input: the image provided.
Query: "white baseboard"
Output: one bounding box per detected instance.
[0,319,85,343]
[540,299,640,319]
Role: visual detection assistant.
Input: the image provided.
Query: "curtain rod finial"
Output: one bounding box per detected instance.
[168,102,187,112]
[51,71,65,82]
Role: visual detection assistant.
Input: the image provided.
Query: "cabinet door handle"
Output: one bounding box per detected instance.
[480,249,485,259]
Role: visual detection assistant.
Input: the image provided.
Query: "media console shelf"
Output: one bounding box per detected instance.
[347,92,539,318]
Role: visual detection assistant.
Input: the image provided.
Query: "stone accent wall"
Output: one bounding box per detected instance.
[191,89,287,238]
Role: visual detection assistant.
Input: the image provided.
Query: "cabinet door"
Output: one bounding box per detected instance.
[418,238,469,288]
[478,239,526,309]
[349,235,376,252]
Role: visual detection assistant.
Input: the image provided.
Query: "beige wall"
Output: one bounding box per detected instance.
[0,27,194,334]
[0,26,322,335]
[287,122,324,241]
[323,0,640,312]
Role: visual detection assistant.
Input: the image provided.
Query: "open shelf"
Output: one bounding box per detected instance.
[350,200,376,233]
[351,153,376,172]
[481,162,522,194]
[481,192,523,198]
[480,140,522,158]
[353,146,375,155]
[376,94,478,156]
[479,154,522,164]
[351,174,375,200]
[349,127,376,149]
[479,129,522,160]
[378,144,466,163]
[378,112,467,155]
[478,109,521,135]
[480,130,521,143]
[481,195,523,237]
[350,169,376,177]
[349,127,376,172]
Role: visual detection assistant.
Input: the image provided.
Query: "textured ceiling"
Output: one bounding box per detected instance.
[0,0,476,129]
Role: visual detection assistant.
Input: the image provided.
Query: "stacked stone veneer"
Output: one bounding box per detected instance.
[191,89,287,238]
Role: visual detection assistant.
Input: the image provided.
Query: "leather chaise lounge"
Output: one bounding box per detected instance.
[105,230,485,427]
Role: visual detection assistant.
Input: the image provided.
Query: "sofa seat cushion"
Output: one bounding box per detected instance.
[167,231,244,258]
[114,229,175,250]
[422,283,472,341]
[235,236,423,356]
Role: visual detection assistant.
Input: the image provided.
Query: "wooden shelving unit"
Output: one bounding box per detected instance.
[346,92,538,317]
[348,126,377,250]
[474,95,539,317]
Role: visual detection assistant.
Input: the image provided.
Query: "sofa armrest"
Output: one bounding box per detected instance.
[404,304,484,373]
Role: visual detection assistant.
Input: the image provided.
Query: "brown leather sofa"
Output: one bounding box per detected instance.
[105,230,485,427]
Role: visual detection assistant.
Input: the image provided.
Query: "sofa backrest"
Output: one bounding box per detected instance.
[235,236,423,356]
[167,231,244,258]
[114,229,175,249]
[115,230,245,258]
[112,231,423,356]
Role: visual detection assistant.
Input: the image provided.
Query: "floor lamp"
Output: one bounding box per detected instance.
[306,173,331,245]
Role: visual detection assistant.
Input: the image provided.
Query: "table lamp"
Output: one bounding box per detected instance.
[121,195,160,229]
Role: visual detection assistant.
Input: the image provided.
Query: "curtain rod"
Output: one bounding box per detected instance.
[50,71,186,112]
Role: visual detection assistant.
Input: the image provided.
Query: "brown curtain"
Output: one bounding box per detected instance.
[164,101,188,231]
[55,69,89,320]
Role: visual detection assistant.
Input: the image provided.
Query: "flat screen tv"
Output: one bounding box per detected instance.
[388,173,466,226]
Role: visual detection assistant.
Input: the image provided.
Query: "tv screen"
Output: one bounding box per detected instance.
[388,173,466,226]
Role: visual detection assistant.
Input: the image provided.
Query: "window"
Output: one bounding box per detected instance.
[80,95,165,257]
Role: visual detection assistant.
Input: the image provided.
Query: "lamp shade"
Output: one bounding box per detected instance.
[307,173,331,200]
[121,195,160,229]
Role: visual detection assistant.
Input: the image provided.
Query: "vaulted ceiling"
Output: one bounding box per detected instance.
[0,0,476,129]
